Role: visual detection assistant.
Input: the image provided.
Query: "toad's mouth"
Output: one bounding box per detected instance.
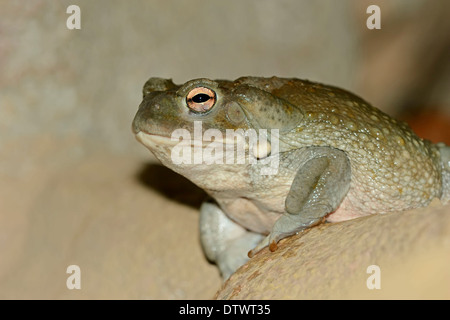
[135,131,180,148]
[135,131,248,150]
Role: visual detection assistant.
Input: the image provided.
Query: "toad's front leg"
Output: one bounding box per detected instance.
[199,199,264,279]
[249,147,352,257]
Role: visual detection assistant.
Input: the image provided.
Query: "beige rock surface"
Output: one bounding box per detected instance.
[0,136,221,299]
[216,202,450,300]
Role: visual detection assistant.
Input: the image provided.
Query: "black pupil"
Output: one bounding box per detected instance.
[192,93,210,103]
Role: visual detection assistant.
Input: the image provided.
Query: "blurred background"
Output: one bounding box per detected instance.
[0,0,449,299]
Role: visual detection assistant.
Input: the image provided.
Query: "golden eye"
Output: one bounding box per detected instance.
[186,87,216,112]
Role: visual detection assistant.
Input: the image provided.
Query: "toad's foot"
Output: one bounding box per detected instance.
[200,200,264,280]
[249,147,351,257]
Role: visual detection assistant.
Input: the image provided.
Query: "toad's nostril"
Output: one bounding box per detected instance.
[131,118,141,134]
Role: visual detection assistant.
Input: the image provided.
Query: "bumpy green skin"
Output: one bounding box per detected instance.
[132,76,450,279]
[266,77,443,215]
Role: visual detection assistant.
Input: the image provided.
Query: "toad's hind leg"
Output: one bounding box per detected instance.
[199,200,264,280]
[249,147,351,257]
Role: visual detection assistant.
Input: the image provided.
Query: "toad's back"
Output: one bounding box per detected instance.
[261,78,444,217]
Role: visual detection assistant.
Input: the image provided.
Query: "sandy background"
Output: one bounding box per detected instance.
[0,0,449,299]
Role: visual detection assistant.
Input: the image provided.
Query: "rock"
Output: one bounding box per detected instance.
[215,201,450,299]
[0,136,221,299]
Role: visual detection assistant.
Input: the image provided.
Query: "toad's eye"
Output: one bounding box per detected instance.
[186,87,216,112]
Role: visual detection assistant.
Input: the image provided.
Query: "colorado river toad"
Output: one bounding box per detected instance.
[132,76,450,279]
